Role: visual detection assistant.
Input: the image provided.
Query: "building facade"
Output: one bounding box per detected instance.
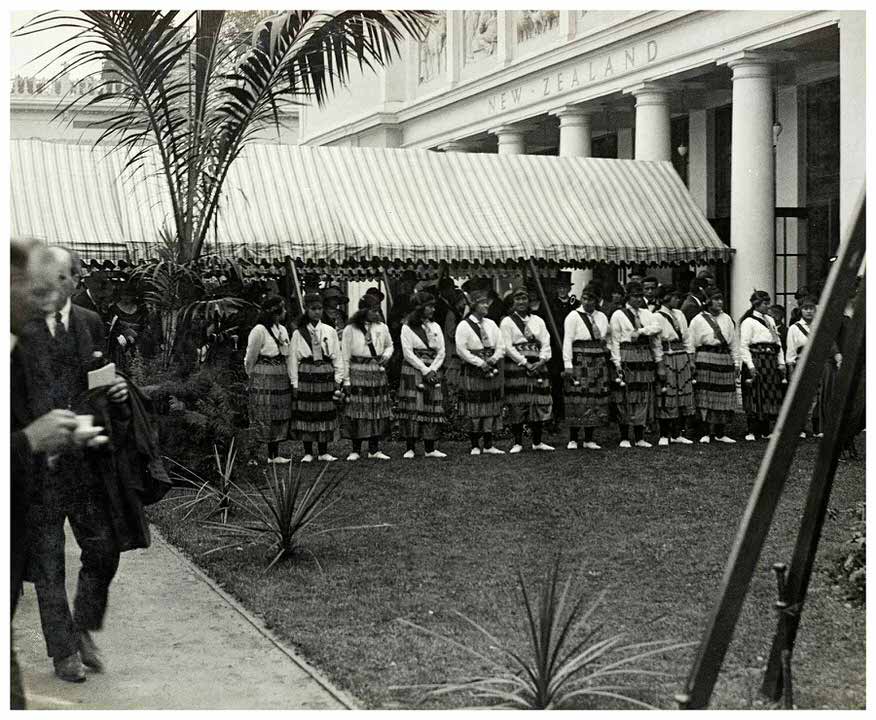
[300,10,866,315]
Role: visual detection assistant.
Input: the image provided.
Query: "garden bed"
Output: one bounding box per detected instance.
[147,433,866,709]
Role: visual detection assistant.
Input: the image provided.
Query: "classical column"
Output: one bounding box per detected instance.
[550,106,595,158]
[840,11,866,241]
[629,82,672,161]
[489,124,528,155]
[726,53,774,316]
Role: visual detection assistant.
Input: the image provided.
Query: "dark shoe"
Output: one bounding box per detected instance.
[54,653,86,683]
[78,631,104,672]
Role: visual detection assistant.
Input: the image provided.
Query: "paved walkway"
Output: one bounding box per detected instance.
[13,525,352,710]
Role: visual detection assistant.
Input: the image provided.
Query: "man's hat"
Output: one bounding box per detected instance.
[555,270,572,287]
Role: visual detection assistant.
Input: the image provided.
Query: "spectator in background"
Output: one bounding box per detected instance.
[766,304,788,351]
[601,283,625,319]
[681,275,711,323]
[788,286,809,326]
[642,276,659,312]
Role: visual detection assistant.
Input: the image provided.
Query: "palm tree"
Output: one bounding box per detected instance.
[15,10,433,262]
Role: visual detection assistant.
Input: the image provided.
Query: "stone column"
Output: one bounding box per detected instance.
[490,125,527,155]
[550,106,595,158]
[629,82,672,161]
[726,53,774,316]
[840,11,866,241]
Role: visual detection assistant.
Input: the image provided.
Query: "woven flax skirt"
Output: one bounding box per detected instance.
[656,341,695,420]
[249,356,292,443]
[694,345,736,425]
[613,340,655,427]
[343,355,392,439]
[503,342,552,425]
[396,348,445,440]
[564,340,611,428]
[293,358,339,442]
[742,343,785,419]
[456,348,504,433]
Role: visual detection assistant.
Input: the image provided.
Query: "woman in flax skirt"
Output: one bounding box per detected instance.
[341,293,394,461]
[688,288,741,444]
[398,291,448,458]
[244,295,293,463]
[290,292,344,463]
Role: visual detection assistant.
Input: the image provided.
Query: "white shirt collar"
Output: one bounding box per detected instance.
[753,310,766,319]
[46,297,72,327]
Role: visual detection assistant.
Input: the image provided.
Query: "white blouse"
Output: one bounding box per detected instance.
[289,321,344,388]
[739,312,786,370]
[244,323,292,377]
[340,322,394,384]
[653,306,695,355]
[401,321,446,375]
[608,305,663,366]
[688,311,741,368]
[500,313,551,366]
[562,309,609,369]
[455,315,504,368]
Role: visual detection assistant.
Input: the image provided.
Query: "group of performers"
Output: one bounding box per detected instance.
[243,276,838,463]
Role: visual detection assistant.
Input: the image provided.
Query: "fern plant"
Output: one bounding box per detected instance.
[399,559,692,709]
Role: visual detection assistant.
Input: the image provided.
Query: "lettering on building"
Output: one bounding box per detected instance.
[485,39,659,115]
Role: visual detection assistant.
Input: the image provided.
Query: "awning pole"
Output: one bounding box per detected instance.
[381,266,394,311]
[284,256,303,314]
[527,257,561,347]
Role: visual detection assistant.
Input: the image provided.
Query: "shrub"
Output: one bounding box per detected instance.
[827,501,866,606]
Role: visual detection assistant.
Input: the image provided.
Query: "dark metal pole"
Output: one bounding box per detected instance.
[676,195,866,710]
[760,279,867,701]
[527,257,561,347]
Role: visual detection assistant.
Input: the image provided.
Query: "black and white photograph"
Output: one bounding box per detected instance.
[5,4,867,711]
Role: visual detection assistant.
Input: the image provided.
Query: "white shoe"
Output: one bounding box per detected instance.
[509,444,524,454]
[714,435,737,444]
[300,454,314,463]
[317,453,337,462]
[566,440,579,450]
[619,440,632,448]
[368,451,391,461]
[761,434,773,440]
[470,447,482,456]
[699,436,711,444]
[273,456,291,465]
[635,439,653,448]
[346,452,360,462]
[672,436,694,445]
[425,450,447,458]
[658,437,670,447]
[584,441,602,450]
[800,432,808,439]
[744,433,756,442]
[483,446,505,455]
[403,449,416,459]
[814,432,824,438]
[532,443,555,451]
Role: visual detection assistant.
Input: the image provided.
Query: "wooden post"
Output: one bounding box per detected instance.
[676,195,866,710]
[527,257,561,347]
[284,256,303,314]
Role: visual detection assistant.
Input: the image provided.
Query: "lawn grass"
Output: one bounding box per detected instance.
[148,426,866,710]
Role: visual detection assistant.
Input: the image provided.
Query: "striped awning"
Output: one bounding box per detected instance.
[10,139,731,266]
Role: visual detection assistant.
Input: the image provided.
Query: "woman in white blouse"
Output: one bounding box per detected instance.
[397,292,447,458]
[688,288,740,444]
[499,285,554,454]
[738,290,787,441]
[243,295,293,463]
[340,293,394,461]
[454,287,505,455]
[289,293,344,463]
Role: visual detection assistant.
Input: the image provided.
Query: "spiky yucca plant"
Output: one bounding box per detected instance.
[164,437,240,523]
[201,461,389,571]
[399,559,692,709]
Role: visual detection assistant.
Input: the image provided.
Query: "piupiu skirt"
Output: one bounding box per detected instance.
[249,355,292,443]
[656,341,695,420]
[293,358,339,442]
[456,348,504,433]
[503,342,552,424]
[694,345,736,425]
[613,340,655,426]
[397,348,445,440]
[742,343,785,419]
[564,340,611,428]
[344,355,391,439]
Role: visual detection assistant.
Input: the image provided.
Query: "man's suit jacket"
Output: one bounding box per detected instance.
[11,344,38,615]
[681,293,706,324]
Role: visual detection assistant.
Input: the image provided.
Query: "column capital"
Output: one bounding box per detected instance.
[623,82,672,108]
[488,124,532,139]
[718,51,775,79]
[437,141,472,152]
[549,105,601,124]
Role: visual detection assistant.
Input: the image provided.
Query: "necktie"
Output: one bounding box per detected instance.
[309,324,323,361]
[53,311,67,341]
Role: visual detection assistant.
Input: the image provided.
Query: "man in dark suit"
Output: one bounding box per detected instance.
[20,247,127,684]
[11,240,108,705]
[681,275,711,323]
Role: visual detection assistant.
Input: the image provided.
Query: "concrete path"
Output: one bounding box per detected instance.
[13,525,352,710]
